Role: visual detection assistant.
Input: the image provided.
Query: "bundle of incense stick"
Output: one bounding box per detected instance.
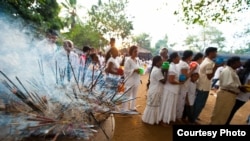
[0,60,133,141]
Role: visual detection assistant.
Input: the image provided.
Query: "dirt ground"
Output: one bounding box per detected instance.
[111,74,250,141]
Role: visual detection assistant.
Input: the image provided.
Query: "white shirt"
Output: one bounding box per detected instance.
[178,60,190,89]
[219,66,241,94]
[124,57,141,86]
[188,81,197,105]
[197,57,215,91]
[106,57,120,70]
[105,57,120,78]
[213,66,225,79]
[148,66,164,97]
[54,50,79,70]
[166,62,180,93]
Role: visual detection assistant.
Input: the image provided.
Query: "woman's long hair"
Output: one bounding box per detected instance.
[168,52,179,63]
[147,55,162,90]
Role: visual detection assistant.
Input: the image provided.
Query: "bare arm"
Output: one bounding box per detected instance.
[207,65,219,80]
[105,62,119,75]
[168,75,182,85]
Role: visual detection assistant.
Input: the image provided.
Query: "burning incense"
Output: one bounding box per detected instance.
[55,61,58,85]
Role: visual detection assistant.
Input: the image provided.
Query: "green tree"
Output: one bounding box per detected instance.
[184,35,202,51]
[88,0,133,40]
[184,26,225,52]
[233,23,250,54]
[155,34,168,50]
[175,0,250,25]
[202,26,226,51]
[60,0,83,30]
[132,33,152,50]
[0,0,63,32]
[63,24,108,49]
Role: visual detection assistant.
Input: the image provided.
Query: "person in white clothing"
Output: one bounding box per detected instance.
[211,64,225,91]
[210,56,246,125]
[226,59,250,125]
[54,40,79,85]
[142,55,167,125]
[104,47,123,95]
[159,52,183,125]
[122,46,141,111]
[176,50,196,120]
[182,72,199,123]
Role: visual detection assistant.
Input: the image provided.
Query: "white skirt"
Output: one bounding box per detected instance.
[159,89,178,124]
[142,90,162,125]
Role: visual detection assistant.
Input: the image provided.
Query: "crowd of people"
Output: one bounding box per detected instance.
[34,29,250,126]
[142,47,250,126]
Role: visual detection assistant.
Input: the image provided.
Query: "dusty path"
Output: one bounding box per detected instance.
[111,74,250,141]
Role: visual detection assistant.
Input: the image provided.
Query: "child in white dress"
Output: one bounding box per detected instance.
[142,56,167,125]
[182,72,199,123]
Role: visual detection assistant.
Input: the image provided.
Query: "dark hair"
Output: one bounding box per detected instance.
[168,52,179,63]
[105,47,118,62]
[46,29,58,36]
[110,38,115,43]
[238,59,250,84]
[182,50,193,60]
[227,56,240,66]
[82,46,91,53]
[90,53,98,60]
[147,55,162,89]
[243,59,250,70]
[205,47,217,56]
[192,52,204,61]
[129,45,138,55]
[191,72,199,76]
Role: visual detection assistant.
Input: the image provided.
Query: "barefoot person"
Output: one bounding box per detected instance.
[142,56,167,125]
[122,46,141,112]
[176,50,196,121]
[159,52,183,125]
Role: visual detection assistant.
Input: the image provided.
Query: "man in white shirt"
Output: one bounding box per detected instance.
[192,47,218,123]
[225,59,250,124]
[210,56,244,124]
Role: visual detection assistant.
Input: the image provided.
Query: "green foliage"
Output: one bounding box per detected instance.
[233,23,250,54]
[63,24,108,49]
[60,0,83,29]
[175,0,250,25]
[88,0,133,40]
[155,34,168,49]
[132,33,151,50]
[0,0,63,32]
[184,35,203,51]
[184,26,225,52]
[202,26,225,51]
